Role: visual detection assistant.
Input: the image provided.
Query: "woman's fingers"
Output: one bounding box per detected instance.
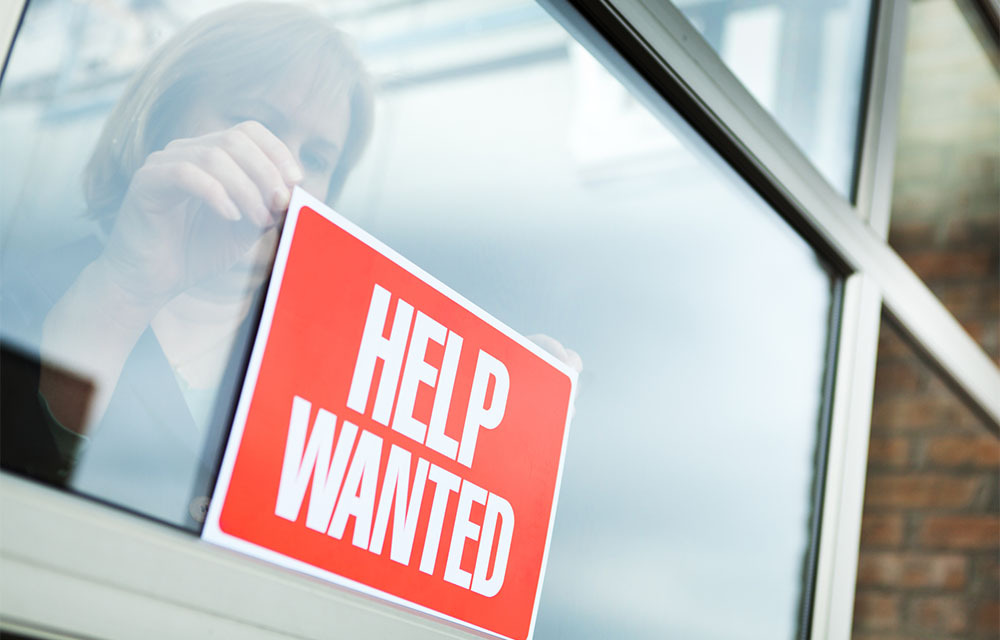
[233,120,303,186]
[155,121,300,225]
[151,161,241,222]
[106,120,302,299]
[195,144,275,226]
[216,126,294,214]
[527,333,583,373]
[563,347,583,374]
[154,140,272,226]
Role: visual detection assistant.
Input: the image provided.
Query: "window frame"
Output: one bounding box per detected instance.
[2,1,998,639]
[576,0,999,414]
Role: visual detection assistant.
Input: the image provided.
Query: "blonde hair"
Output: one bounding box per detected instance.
[84,3,374,224]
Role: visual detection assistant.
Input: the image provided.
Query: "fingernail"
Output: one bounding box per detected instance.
[285,163,303,183]
[272,185,291,211]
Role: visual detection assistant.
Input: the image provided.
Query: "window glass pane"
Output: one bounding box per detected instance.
[854,315,999,637]
[1,1,836,636]
[0,0,377,528]
[675,0,874,196]
[888,0,1000,361]
[335,6,837,637]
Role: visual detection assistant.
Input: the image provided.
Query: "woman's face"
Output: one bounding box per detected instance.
[187,76,353,199]
[179,75,354,300]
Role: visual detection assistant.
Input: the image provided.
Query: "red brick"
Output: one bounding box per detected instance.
[974,554,1000,584]
[860,20,999,638]
[921,388,995,437]
[906,248,996,280]
[922,374,1000,424]
[910,595,968,633]
[888,220,936,248]
[937,282,1000,317]
[864,474,982,508]
[974,601,999,633]
[959,319,995,348]
[857,552,967,589]
[877,326,915,358]
[860,513,905,547]
[874,361,924,393]
[942,218,1000,247]
[918,515,1000,549]
[871,397,945,431]
[853,592,902,631]
[925,435,1000,468]
[868,437,912,467]
[923,373,970,407]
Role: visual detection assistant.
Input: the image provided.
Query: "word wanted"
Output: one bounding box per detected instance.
[272,284,515,597]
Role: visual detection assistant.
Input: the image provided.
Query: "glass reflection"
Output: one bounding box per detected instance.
[675,0,874,196]
[1,2,374,527]
[1,1,836,637]
[336,3,836,638]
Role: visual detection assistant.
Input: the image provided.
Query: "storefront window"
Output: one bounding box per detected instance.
[1,0,376,528]
[1,1,837,637]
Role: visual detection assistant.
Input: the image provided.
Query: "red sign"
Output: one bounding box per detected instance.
[203,188,576,640]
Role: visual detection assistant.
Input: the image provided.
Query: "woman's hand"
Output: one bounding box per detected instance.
[40,121,302,434]
[100,120,302,304]
[528,334,582,421]
[528,334,583,374]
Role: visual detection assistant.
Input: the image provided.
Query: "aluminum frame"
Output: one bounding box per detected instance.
[857,0,909,237]
[0,473,486,640]
[808,273,883,640]
[2,0,999,639]
[590,0,1000,428]
[0,0,23,82]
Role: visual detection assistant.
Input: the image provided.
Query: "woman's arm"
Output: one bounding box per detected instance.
[39,121,301,435]
[39,256,169,434]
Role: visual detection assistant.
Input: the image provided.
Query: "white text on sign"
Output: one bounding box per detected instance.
[273,284,515,597]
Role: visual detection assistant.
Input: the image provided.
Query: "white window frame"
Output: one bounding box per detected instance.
[2,1,998,638]
[581,5,998,640]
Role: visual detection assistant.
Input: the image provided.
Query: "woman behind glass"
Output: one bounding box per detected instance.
[1,3,374,528]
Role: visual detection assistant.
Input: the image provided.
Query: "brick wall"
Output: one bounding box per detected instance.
[853,321,999,639]
[851,1,999,638]
[885,0,998,361]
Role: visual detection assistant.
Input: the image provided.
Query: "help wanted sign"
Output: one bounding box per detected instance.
[203,187,577,640]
